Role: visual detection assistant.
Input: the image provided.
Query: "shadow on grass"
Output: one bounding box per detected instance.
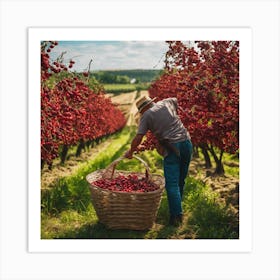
[56,222,149,239]
[45,193,175,239]
[50,218,181,239]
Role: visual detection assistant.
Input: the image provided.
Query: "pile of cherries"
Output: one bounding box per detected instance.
[92,174,159,193]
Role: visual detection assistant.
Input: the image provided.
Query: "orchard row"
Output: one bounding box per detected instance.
[141,41,239,175]
[41,41,126,168]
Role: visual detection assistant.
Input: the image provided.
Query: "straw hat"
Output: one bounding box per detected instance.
[136,96,156,113]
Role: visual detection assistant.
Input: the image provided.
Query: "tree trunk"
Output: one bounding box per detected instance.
[90,140,95,148]
[192,145,199,158]
[41,159,45,170]
[48,162,53,170]
[209,146,225,175]
[214,160,225,175]
[200,144,212,169]
[60,145,69,164]
[76,139,85,157]
[86,140,92,150]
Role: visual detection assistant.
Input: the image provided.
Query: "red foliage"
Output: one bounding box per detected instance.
[136,131,159,152]
[41,41,126,166]
[141,41,239,155]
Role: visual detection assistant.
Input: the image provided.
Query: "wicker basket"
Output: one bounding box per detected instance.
[86,155,165,230]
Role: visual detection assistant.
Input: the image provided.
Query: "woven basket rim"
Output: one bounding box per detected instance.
[86,169,165,195]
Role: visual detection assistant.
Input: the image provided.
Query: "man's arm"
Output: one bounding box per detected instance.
[124,134,145,159]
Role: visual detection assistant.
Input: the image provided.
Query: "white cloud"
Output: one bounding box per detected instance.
[48,41,169,71]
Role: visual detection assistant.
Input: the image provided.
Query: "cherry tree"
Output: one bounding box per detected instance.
[140,41,239,175]
[41,41,126,168]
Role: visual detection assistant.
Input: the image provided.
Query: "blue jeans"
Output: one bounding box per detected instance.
[163,139,193,216]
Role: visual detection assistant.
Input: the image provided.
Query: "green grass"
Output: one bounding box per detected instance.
[196,148,239,179]
[41,127,133,216]
[104,84,136,94]
[223,153,239,178]
[183,177,239,238]
[41,127,239,239]
[42,175,239,239]
[104,83,150,94]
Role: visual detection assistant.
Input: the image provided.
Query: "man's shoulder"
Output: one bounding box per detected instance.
[140,109,152,121]
[161,97,177,104]
[161,97,177,108]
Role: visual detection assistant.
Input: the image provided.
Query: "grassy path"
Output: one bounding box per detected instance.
[41,126,239,239]
[41,127,134,237]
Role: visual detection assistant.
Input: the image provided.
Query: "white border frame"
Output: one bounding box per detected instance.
[28,27,252,253]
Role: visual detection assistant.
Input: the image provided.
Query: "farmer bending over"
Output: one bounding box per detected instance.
[124,96,193,226]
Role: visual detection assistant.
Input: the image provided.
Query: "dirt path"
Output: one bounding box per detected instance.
[126,90,149,126]
[106,91,137,105]
[106,90,150,126]
[41,139,113,189]
[189,156,239,215]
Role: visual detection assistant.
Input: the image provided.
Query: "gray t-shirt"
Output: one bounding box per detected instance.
[137,97,190,143]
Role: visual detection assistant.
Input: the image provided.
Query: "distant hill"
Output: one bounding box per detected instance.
[91,69,163,83]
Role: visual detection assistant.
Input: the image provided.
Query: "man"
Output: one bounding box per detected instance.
[124,96,193,226]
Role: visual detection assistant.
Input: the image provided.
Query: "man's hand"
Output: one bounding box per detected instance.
[124,149,133,159]
[124,134,144,159]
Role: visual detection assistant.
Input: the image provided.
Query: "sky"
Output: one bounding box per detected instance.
[49,41,170,72]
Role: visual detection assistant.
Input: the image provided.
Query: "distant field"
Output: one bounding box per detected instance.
[104,83,149,94]
[93,69,162,83]
[104,84,136,94]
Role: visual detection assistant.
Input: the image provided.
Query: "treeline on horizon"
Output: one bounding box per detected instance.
[90,69,163,84]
